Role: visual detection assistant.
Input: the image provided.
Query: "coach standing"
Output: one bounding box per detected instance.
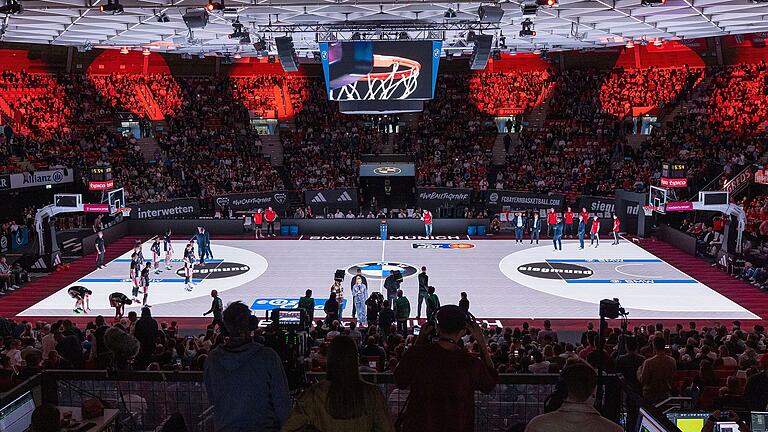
[578,214,586,250]
[265,207,277,237]
[95,231,106,269]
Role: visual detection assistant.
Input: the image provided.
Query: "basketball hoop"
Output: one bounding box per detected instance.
[642,206,656,217]
[330,55,421,101]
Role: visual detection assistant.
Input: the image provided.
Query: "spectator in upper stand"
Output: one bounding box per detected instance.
[637,335,677,404]
[394,305,497,432]
[525,361,623,432]
[204,301,290,432]
[281,336,394,432]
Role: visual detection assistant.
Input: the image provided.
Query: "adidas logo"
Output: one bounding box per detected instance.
[337,191,352,202]
[311,193,327,203]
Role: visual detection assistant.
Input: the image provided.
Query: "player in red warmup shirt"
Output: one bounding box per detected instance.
[422,209,433,237]
[612,214,621,245]
[253,209,264,239]
[547,208,557,237]
[590,215,601,248]
[564,207,575,238]
[264,207,277,237]
[580,207,589,224]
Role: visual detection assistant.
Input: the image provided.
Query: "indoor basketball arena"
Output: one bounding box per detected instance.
[0,1,767,430]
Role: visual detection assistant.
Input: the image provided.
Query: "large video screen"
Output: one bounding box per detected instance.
[319,40,441,102]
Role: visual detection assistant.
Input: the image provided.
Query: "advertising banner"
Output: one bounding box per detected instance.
[215,191,289,211]
[666,201,694,211]
[89,180,115,191]
[129,199,200,219]
[755,169,768,185]
[304,188,358,211]
[416,188,472,209]
[486,190,565,211]
[0,169,74,191]
[660,177,688,188]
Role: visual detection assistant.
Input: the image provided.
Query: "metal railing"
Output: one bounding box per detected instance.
[0,370,669,432]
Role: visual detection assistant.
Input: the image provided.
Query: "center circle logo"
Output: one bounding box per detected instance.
[517,262,593,280]
[347,262,418,280]
[176,261,250,279]
[373,166,402,175]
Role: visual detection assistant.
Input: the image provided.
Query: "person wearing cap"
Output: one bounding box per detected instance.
[394,305,497,432]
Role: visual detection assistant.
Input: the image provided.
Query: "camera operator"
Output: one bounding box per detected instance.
[384,271,401,308]
[394,305,497,432]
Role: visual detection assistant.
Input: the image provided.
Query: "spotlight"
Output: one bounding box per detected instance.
[519,18,536,37]
[491,49,502,60]
[142,47,151,56]
[653,38,663,47]
[351,32,362,40]
[206,0,225,11]
[120,47,129,54]
[640,0,665,6]
[398,31,409,40]
[444,7,457,18]
[467,30,476,42]
[156,12,170,22]
[0,0,22,15]
[233,52,241,59]
[546,0,557,7]
[625,39,634,48]
[99,0,123,14]
[267,55,275,63]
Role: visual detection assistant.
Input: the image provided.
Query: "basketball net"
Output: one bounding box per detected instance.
[331,59,420,101]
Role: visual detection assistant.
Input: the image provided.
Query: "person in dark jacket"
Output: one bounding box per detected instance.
[529,213,542,244]
[417,266,429,318]
[324,292,339,326]
[204,301,290,431]
[203,290,223,328]
[578,214,586,249]
[378,300,395,336]
[552,216,564,251]
[133,307,158,370]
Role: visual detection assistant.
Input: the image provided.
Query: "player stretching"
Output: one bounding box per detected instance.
[140,262,152,307]
[163,228,173,270]
[68,285,92,314]
[151,237,162,275]
[183,242,196,292]
[109,292,132,320]
[590,215,601,248]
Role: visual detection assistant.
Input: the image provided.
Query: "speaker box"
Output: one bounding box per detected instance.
[470,35,493,70]
[182,10,208,29]
[275,36,299,72]
[478,5,504,22]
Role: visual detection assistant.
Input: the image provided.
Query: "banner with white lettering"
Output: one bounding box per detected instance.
[485,190,565,211]
[304,188,358,212]
[417,188,472,209]
[215,191,290,211]
[129,199,200,219]
[578,195,618,234]
[0,169,74,191]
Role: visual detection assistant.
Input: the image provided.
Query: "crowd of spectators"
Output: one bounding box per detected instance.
[599,66,702,116]
[468,70,550,116]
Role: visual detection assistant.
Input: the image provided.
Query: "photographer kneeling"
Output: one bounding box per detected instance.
[394,305,497,432]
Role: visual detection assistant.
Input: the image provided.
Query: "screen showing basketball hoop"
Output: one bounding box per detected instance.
[319,40,442,102]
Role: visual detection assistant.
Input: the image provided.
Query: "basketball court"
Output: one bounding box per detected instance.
[18,237,759,321]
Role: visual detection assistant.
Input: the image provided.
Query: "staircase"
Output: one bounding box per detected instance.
[136,84,165,121]
[137,136,161,161]
[524,85,553,129]
[261,134,283,166]
[492,133,516,165]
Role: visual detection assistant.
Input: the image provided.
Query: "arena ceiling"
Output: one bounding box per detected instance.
[0,0,767,56]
